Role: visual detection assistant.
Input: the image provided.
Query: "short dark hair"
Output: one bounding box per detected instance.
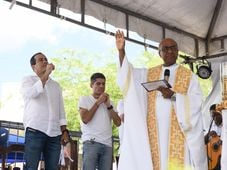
[30,52,43,66]
[90,72,106,84]
[209,104,216,111]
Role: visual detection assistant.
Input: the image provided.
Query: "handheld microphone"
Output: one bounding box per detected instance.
[164,69,170,82]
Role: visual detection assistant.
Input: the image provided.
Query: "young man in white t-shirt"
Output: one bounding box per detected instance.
[78,72,121,170]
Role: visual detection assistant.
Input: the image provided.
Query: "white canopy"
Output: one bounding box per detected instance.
[37,0,227,58]
[22,0,225,121]
[36,0,226,138]
[5,0,227,127]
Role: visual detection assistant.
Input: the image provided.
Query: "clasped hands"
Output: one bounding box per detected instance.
[96,93,111,107]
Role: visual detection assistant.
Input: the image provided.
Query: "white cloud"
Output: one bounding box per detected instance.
[0,0,122,56]
[0,82,23,122]
[0,1,81,53]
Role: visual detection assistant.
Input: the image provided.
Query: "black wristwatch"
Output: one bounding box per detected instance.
[107,105,113,110]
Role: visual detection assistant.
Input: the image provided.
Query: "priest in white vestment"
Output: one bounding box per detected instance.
[115,30,207,170]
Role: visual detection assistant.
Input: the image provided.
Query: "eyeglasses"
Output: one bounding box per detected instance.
[160,45,178,53]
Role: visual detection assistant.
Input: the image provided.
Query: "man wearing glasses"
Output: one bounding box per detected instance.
[115,30,207,170]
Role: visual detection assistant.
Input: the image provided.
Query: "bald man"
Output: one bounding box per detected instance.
[115,30,207,170]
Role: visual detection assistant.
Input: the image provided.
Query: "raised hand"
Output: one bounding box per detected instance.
[115,30,126,65]
[115,30,125,51]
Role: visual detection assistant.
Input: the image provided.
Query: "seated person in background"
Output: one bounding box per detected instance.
[205,104,222,170]
[205,104,223,143]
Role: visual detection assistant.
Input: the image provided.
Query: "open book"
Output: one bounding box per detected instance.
[141,79,172,92]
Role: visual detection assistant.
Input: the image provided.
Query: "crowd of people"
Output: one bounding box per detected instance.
[17,30,223,170]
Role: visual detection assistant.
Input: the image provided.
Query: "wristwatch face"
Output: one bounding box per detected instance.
[198,66,211,79]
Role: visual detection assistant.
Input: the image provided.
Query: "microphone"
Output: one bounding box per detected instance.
[164,69,170,82]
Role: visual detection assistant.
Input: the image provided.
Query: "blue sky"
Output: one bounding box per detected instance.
[0,0,158,121]
[0,0,157,84]
[0,1,212,126]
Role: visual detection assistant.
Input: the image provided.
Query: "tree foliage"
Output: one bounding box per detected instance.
[50,47,212,156]
[51,48,122,133]
[50,47,212,137]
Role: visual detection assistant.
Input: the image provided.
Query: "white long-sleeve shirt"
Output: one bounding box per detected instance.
[21,75,67,137]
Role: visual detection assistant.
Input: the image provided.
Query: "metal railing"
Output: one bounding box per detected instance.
[0,120,119,170]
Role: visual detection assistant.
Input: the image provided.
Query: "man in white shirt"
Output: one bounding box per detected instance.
[78,72,121,170]
[21,52,69,170]
[115,30,207,170]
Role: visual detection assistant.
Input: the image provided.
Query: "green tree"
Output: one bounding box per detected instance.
[51,48,211,132]
[51,48,123,155]
[50,47,212,157]
[51,49,122,133]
